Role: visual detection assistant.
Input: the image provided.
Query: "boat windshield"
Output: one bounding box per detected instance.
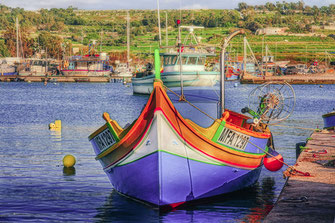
[188,57,197,65]
[198,56,206,65]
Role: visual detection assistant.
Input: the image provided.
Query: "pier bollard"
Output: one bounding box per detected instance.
[296,142,306,159]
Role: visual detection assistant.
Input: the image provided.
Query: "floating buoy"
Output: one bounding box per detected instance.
[49,120,61,130]
[63,154,76,168]
[264,148,284,172]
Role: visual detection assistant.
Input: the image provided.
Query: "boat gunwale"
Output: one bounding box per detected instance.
[93,82,269,165]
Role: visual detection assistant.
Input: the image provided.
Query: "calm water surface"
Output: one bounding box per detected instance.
[0,82,333,222]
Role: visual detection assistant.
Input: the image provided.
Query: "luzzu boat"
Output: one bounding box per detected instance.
[89,49,282,210]
[322,110,335,129]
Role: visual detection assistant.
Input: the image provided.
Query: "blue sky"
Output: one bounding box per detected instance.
[1,0,334,10]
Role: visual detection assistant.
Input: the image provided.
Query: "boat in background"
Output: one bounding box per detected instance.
[88,48,285,210]
[61,53,111,77]
[323,110,335,129]
[0,61,17,75]
[132,26,219,94]
[18,58,59,76]
[113,63,134,78]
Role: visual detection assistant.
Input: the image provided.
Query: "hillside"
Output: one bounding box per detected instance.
[0,2,334,63]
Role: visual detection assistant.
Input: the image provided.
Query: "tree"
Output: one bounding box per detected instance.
[0,39,10,57]
[238,2,248,11]
[37,31,63,59]
[3,25,33,58]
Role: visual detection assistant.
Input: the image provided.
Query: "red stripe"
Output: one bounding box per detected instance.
[103,117,155,170]
[154,107,261,169]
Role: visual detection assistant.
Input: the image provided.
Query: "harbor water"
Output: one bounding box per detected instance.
[0,82,333,222]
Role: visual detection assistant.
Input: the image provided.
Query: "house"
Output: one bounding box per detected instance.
[255,27,288,35]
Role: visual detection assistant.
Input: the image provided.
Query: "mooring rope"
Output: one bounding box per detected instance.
[163,85,310,177]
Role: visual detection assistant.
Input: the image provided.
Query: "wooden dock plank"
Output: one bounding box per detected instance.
[264,130,335,223]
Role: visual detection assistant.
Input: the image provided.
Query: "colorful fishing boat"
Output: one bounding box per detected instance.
[88,49,284,210]
[323,110,335,129]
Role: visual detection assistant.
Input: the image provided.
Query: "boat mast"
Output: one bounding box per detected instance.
[16,17,19,58]
[165,11,168,46]
[220,29,244,116]
[157,0,162,46]
[177,20,184,99]
[243,36,247,79]
[126,11,130,66]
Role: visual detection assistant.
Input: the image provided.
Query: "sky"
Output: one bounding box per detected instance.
[1,0,334,11]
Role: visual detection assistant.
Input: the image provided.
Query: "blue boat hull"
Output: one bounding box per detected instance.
[323,112,335,129]
[106,151,262,208]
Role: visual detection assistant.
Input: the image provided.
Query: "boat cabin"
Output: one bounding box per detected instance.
[66,55,110,71]
[161,53,211,73]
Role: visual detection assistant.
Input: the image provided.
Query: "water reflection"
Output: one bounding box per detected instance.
[63,167,76,176]
[94,177,277,222]
[94,190,159,223]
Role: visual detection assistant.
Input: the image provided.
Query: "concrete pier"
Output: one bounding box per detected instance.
[0,75,128,83]
[264,130,335,222]
[241,73,335,84]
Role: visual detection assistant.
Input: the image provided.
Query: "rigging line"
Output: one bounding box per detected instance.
[163,85,308,172]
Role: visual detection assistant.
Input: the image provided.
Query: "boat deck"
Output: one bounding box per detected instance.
[264,130,335,222]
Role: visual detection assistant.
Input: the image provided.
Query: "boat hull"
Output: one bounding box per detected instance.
[106,151,262,207]
[1,67,17,76]
[132,71,219,94]
[61,70,110,76]
[90,82,269,209]
[92,109,267,208]
[322,112,335,129]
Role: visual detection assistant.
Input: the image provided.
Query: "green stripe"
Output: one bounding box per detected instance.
[116,150,226,167]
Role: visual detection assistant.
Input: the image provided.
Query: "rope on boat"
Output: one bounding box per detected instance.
[163,85,310,177]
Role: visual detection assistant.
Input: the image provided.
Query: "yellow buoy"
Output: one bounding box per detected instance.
[63,154,76,168]
[49,120,61,131]
[54,120,61,128]
[49,123,56,129]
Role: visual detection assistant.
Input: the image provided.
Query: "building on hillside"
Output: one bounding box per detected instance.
[322,25,335,30]
[255,27,288,35]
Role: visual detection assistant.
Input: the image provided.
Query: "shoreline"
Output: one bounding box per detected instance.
[0,75,128,83]
[241,73,335,84]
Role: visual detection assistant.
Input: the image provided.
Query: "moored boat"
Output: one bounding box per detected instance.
[61,53,111,77]
[18,58,58,76]
[322,110,335,129]
[132,25,219,94]
[0,61,17,76]
[132,51,219,94]
[88,49,283,210]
